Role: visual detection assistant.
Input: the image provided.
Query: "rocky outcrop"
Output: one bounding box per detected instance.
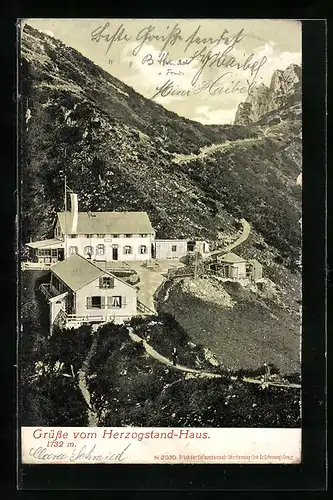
[234,64,301,126]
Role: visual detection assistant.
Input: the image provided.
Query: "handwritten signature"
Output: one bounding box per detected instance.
[189,47,267,86]
[151,73,257,100]
[142,52,194,67]
[143,48,267,91]
[91,22,245,58]
[29,443,131,462]
[91,22,131,55]
[90,22,268,100]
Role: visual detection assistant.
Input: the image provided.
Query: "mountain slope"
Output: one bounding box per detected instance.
[20,24,301,270]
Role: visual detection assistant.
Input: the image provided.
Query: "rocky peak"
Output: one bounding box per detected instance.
[284,63,302,80]
[271,64,301,94]
[270,69,285,92]
[234,64,301,125]
[248,83,270,101]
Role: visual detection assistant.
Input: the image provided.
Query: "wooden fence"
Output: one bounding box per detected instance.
[137,300,156,316]
[21,262,53,271]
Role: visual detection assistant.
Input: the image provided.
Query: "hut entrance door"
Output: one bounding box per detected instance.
[112,247,118,260]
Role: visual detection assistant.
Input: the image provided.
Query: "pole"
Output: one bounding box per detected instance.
[64,175,67,259]
[194,251,198,279]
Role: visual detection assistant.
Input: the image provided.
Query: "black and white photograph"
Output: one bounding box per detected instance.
[19,19,302,464]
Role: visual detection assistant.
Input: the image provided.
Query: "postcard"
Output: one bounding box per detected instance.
[18,18,302,465]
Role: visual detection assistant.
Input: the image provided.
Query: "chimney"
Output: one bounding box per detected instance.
[70,193,78,233]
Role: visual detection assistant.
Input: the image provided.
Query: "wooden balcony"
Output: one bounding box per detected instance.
[39,283,61,299]
[63,313,133,327]
[65,314,105,324]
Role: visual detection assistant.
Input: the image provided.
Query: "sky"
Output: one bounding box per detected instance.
[21,19,302,124]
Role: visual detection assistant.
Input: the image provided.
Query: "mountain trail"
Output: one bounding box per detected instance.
[127,328,301,389]
[172,134,271,165]
[77,331,100,426]
[204,218,251,258]
[128,328,221,378]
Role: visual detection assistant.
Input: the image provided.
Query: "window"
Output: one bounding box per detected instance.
[84,246,93,256]
[99,277,114,289]
[107,296,122,308]
[124,245,132,254]
[85,234,94,238]
[124,234,133,238]
[112,234,119,238]
[69,246,78,254]
[38,249,52,256]
[96,244,105,255]
[86,296,104,309]
[172,245,177,252]
[96,234,105,238]
[69,234,78,238]
[187,242,196,252]
[139,234,148,237]
[92,296,101,308]
[139,245,147,254]
[51,249,58,257]
[230,266,239,279]
[222,265,230,278]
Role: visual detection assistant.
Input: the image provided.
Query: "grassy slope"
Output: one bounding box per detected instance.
[20,279,300,427]
[87,322,300,428]
[158,279,300,374]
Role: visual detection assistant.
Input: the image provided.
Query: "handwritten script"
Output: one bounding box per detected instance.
[29,443,132,462]
[90,22,268,100]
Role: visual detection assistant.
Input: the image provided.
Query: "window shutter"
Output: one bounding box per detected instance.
[123,246,126,254]
[107,296,112,308]
[101,296,106,308]
[122,296,127,308]
[99,277,103,288]
[110,277,115,288]
[86,297,92,309]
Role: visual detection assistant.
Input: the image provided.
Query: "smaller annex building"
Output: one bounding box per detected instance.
[39,253,138,331]
[154,239,209,260]
[210,252,263,282]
